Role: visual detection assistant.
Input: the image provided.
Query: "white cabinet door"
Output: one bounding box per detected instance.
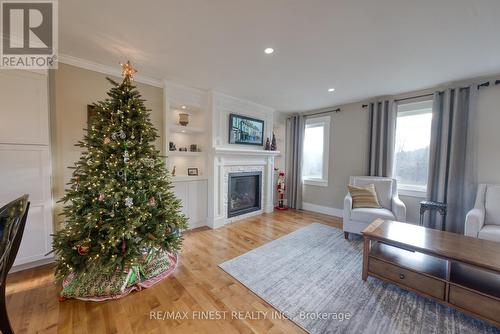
[0,145,53,266]
[187,180,207,228]
[172,180,207,229]
[0,70,49,145]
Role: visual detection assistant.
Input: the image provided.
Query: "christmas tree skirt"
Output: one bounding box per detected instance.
[61,250,178,302]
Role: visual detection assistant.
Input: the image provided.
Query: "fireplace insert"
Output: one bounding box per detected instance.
[227,172,262,218]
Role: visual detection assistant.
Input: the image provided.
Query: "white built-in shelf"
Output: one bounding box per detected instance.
[170,105,202,113]
[214,147,281,156]
[167,151,204,157]
[169,124,205,134]
[171,175,208,182]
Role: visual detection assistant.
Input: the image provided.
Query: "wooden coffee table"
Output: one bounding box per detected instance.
[362,219,500,327]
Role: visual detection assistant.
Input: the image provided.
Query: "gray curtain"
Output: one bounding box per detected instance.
[285,115,305,209]
[368,100,396,177]
[426,86,478,233]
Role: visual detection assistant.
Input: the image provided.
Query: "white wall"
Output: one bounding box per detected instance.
[302,81,500,224]
[477,84,500,184]
[303,103,370,210]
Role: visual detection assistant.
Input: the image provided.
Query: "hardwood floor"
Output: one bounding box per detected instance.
[6,210,342,334]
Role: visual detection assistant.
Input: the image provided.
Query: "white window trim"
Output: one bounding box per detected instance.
[398,184,427,198]
[302,115,330,187]
[393,98,433,196]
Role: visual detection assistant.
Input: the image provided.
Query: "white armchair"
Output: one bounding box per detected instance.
[343,176,406,238]
[465,184,500,242]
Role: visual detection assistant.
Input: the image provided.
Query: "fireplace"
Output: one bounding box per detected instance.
[227,172,262,218]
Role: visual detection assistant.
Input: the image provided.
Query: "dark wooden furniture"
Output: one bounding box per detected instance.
[0,195,30,334]
[419,200,447,228]
[362,219,500,328]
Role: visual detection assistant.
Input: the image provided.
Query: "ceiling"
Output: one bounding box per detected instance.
[60,0,500,112]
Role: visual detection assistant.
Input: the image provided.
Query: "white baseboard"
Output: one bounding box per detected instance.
[9,257,54,274]
[302,202,343,218]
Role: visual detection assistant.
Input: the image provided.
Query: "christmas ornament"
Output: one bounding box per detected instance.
[148,197,156,207]
[111,129,126,140]
[124,197,133,207]
[123,150,130,163]
[98,193,105,202]
[121,239,126,255]
[103,137,110,145]
[77,245,89,255]
[147,233,157,240]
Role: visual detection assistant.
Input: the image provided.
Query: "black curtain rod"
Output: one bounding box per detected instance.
[306,108,341,117]
[477,81,490,89]
[361,80,498,109]
[362,93,434,108]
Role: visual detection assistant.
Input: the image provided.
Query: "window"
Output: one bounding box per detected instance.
[302,116,330,186]
[393,100,433,195]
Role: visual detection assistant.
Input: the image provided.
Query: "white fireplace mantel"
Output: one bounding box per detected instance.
[214,147,280,156]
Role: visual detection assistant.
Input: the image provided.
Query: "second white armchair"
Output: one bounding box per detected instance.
[343,176,406,239]
[465,184,500,242]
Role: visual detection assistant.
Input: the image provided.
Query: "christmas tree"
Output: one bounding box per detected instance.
[52,62,187,281]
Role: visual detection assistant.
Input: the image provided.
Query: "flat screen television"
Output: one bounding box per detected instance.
[228,114,264,146]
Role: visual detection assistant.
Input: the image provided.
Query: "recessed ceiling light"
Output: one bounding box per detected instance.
[264,48,274,54]
[181,105,187,109]
[328,88,335,92]
[181,130,186,133]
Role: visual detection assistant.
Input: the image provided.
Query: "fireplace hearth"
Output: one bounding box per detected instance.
[227,172,262,218]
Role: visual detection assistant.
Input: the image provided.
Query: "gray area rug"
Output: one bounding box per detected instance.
[219,223,500,334]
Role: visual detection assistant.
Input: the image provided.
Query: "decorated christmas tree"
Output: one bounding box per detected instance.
[52,62,186,300]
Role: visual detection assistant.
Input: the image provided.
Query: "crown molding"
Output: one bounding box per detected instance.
[57,54,163,88]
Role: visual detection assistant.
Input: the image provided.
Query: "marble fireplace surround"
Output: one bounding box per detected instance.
[207,148,279,228]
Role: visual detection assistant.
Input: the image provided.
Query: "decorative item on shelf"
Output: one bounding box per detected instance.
[275,170,288,210]
[187,167,199,176]
[172,165,176,176]
[229,113,264,145]
[271,132,277,151]
[264,137,271,150]
[169,142,176,151]
[189,144,197,152]
[179,147,187,152]
[178,113,189,126]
